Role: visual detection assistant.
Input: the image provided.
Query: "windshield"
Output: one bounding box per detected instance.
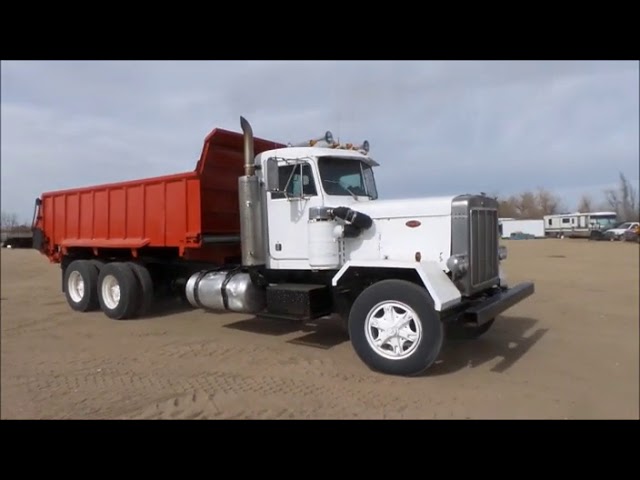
[318,157,378,199]
[591,215,617,229]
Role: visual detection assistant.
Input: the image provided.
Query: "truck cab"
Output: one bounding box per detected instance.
[250,132,510,306]
[257,147,378,270]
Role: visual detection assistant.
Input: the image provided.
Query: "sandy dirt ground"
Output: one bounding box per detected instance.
[1,239,638,419]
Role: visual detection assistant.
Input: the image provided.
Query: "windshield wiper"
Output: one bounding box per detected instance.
[325,180,358,200]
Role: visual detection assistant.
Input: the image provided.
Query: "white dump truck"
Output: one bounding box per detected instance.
[34,116,535,376]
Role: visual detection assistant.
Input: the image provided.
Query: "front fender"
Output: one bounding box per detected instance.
[332,260,461,311]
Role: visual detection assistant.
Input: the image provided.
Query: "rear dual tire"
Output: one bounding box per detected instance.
[64,260,101,312]
[126,262,155,317]
[64,259,154,320]
[97,262,155,320]
[97,262,142,320]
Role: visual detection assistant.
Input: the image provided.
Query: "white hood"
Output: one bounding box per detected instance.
[337,195,457,219]
[334,195,457,267]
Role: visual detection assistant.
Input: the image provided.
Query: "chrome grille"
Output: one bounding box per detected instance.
[470,208,499,288]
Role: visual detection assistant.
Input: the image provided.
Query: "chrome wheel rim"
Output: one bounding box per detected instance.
[364,301,422,360]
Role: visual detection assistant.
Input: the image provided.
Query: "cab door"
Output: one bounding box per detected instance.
[266,160,324,266]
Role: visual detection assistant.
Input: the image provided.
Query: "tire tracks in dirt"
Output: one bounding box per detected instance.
[5,335,442,418]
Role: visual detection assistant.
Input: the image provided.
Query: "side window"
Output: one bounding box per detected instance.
[548,219,552,226]
[271,163,317,200]
[562,218,570,224]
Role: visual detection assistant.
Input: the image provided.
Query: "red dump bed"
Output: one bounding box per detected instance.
[34,127,284,263]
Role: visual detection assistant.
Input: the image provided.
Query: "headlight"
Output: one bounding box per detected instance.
[498,245,508,261]
[446,254,469,278]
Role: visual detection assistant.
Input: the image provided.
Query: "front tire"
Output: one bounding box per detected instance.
[348,279,443,376]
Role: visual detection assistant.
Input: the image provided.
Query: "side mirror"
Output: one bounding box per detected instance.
[265,157,280,193]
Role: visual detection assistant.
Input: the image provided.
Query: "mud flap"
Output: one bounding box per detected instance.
[32,228,45,252]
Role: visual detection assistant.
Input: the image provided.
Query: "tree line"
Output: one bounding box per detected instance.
[0,211,32,233]
[494,172,639,221]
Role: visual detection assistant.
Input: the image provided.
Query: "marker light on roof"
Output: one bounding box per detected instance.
[286,132,369,154]
[323,131,334,144]
[288,131,334,147]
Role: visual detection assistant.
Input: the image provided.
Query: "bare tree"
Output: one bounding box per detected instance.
[604,185,621,216]
[536,187,563,216]
[1,211,19,231]
[517,191,539,218]
[496,194,519,218]
[604,172,639,221]
[577,194,594,213]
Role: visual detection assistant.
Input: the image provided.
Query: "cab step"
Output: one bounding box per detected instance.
[265,283,333,321]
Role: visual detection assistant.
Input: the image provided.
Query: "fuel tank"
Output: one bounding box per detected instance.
[185,269,266,314]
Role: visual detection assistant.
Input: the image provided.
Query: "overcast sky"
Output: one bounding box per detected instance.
[2,60,638,222]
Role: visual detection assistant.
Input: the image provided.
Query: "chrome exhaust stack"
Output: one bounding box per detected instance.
[240,116,255,177]
[238,116,265,267]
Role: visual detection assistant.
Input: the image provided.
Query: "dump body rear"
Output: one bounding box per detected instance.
[33,128,283,263]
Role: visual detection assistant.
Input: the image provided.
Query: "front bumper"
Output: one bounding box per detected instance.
[463,282,535,326]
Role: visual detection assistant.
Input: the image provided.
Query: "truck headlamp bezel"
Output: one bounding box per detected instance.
[446,254,469,278]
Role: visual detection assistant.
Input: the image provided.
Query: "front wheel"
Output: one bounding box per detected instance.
[348,279,443,376]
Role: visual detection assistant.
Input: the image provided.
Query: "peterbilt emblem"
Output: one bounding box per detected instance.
[405,220,421,228]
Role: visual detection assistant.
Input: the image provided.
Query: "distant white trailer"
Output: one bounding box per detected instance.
[499,219,545,239]
[543,211,618,239]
